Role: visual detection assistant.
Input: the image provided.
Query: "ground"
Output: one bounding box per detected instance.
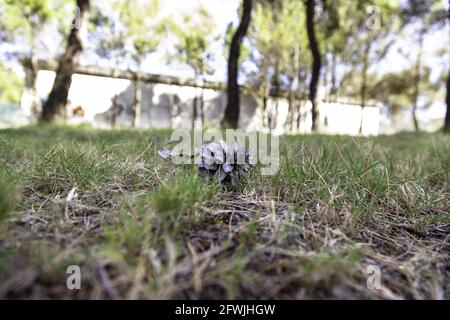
[0,125,448,299]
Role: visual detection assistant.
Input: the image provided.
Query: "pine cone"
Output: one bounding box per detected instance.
[196,140,253,186]
[157,140,253,186]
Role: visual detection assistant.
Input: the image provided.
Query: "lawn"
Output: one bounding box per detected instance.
[0,125,448,299]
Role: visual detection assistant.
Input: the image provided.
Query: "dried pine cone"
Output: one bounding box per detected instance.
[196,140,253,186]
[158,140,253,186]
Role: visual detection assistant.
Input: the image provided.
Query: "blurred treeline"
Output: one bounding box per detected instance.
[0,0,448,132]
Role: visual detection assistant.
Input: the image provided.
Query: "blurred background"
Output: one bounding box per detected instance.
[0,0,448,135]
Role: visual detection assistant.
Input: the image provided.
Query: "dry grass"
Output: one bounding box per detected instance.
[0,125,448,299]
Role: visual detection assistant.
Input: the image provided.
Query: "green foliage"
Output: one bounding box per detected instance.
[320,1,365,56]
[369,67,438,115]
[0,0,71,50]
[168,6,218,77]
[248,0,309,90]
[401,0,448,30]
[1,0,53,39]
[88,6,127,64]
[115,0,163,65]
[271,0,307,72]
[0,63,23,103]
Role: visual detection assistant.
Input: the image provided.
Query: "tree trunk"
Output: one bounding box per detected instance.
[306,0,321,132]
[324,57,329,103]
[21,53,41,117]
[412,106,419,132]
[200,73,206,125]
[412,31,424,132]
[330,52,337,101]
[296,55,306,131]
[287,48,299,132]
[286,80,294,132]
[445,71,450,134]
[191,71,202,129]
[262,80,269,128]
[111,94,118,128]
[359,39,372,135]
[200,88,205,125]
[444,4,450,134]
[270,61,281,132]
[132,53,143,128]
[222,0,252,129]
[170,95,179,129]
[41,0,90,122]
[133,74,142,128]
[111,59,120,128]
[192,96,198,130]
[257,59,269,129]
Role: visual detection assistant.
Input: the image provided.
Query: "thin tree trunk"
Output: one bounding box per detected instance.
[412,31,424,132]
[263,80,270,128]
[296,99,306,131]
[29,34,40,115]
[295,55,306,131]
[21,52,41,117]
[258,60,269,129]
[412,107,419,132]
[287,48,299,132]
[306,0,321,132]
[359,39,372,135]
[296,100,303,131]
[29,55,39,109]
[110,58,120,128]
[133,74,142,128]
[191,71,202,129]
[288,86,295,132]
[271,61,281,132]
[132,54,142,128]
[200,87,205,124]
[200,72,205,125]
[324,57,329,103]
[170,95,179,129]
[287,75,295,132]
[271,2,282,132]
[445,71,450,134]
[111,95,118,128]
[222,0,252,129]
[192,96,198,130]
[330,52,337,101]
[444,4,450,134]
[41,0,90,122]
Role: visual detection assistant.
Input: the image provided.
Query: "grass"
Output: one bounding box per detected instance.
[0,125,448,299]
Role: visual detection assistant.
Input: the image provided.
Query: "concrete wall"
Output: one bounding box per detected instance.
[26,69,380,136]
